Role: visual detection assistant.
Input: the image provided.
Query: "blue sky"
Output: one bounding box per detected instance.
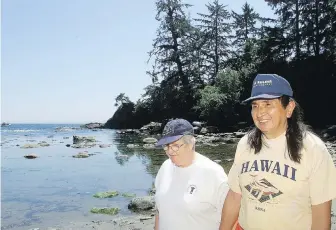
[1,0,275,124]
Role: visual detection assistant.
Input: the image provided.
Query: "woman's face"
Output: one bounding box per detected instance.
[251,98,295,139]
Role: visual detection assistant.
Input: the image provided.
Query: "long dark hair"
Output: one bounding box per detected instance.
[247,96,308,163]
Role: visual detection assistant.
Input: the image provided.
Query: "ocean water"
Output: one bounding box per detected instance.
[0,124,162,229]
[0,124,237,230]
[2,124,335,229]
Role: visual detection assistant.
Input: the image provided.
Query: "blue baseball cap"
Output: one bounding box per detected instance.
[155,119,194,147]
[242,74,293,103]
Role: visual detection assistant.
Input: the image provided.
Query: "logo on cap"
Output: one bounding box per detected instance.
[253,80,273,87]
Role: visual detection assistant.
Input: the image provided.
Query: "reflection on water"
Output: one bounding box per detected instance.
[1,127,237,230]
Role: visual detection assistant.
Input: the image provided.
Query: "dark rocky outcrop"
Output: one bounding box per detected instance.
[104,102,138,129]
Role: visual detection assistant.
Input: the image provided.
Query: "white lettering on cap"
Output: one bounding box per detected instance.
[253,80,272,87]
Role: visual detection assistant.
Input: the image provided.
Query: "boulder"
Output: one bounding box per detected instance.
[24,154,38,159]
[200,126,219,134]
[140,122,162,134]
[128,196,155,211]
[143,137,158,144]
[192,121,205,128]
[73,136,96,144]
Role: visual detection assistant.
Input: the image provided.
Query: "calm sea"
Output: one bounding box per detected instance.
[0,124,236,230]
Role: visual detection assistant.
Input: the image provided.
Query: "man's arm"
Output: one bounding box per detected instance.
[154,211,159,230]
[311,200,331,230]
[219,189,241,230]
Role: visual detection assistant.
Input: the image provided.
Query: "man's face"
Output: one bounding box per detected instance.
[251,98,295,139]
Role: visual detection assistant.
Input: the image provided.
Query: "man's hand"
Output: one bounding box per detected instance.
[311,200,332,230]
[219,189,241,230]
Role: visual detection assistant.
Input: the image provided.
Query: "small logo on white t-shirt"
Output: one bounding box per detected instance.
[187,185,197,194]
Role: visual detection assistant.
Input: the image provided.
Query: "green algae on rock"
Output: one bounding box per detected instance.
[93,191,119,198]
[122,192,136,198]
[90,207,120,215]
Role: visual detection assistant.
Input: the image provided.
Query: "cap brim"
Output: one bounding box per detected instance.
[242,94,282,103]
[155,135,183,147]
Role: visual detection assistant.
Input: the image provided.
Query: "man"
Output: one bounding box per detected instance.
[220,74,336,230]
[154,118,229,230]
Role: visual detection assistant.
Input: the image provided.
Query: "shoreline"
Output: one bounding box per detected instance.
[31,201,336,230]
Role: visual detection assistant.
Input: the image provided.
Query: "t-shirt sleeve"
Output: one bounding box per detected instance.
[214,169,230,212]
[155,160,167,189]
[154,168,161,190]
[309,143,336,205]
[154,161,166,212]
[227,139,244,194]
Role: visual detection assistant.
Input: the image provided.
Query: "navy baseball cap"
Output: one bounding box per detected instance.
[242,74,293,103]
[155,119,194,147]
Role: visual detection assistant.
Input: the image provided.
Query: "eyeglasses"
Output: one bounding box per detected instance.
[163,143,185,155]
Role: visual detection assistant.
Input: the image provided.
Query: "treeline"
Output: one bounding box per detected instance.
[105,0,336,131]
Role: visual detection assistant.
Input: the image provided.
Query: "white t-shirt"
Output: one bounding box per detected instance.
[228,131,336,230]
[155,152,229,230]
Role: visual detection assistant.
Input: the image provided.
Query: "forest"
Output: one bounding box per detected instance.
[105,0,336,131]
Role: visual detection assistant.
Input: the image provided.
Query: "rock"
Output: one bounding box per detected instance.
[143,144,155,149]
[223,137,240,144]
[148,188,156,196]
[72,152,90,158]
[127,144,140,149]
[66,144,71,147]
[321,125,336,141]
[143,138,158,144]
[233,131,245,138]
[140,122,162,134]
[125,129,140,134]
[71,143,96,148]
[122,193,136,198]
[24,154,38,159]
[140,216,153,221]
[192,121,204,128]
[326,142,336,155]
[99,144,110,148]
[200,126,219,134]
[193,126,201,134]
[128,196,155,211]
[90,207,119,215]
[115,154,129,159]
[55,127,79,132]
[213,159,222,163]
[20,144,40,149]
[1,122,10,127]
[93,191,119,198]
[73,136,96,144]
[81,122,105,129]
[38,141,50,147]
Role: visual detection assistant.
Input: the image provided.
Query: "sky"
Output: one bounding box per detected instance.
[1,0,275,124]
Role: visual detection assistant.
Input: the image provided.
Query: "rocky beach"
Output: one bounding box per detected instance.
[1,122,336,230]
